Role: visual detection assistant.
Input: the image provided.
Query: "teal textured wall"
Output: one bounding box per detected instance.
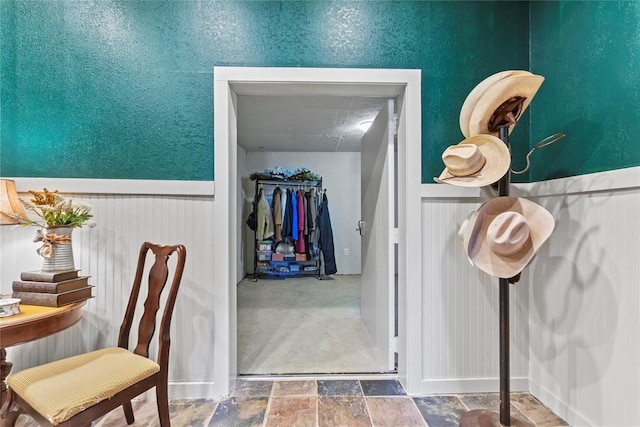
[1,1,530,182]
[530,1,640,181]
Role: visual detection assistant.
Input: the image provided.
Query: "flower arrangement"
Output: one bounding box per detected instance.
[12,188,94,229]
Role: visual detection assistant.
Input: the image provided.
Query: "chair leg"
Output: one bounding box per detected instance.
[155,383,170,427]
[0,388,21,427]
[122,400,135,425]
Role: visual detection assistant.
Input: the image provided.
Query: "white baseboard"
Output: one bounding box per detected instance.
[168,381,219,400]
[421,377,529,395]
[529,379,591,426]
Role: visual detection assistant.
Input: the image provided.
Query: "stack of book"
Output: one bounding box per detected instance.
[12,269,93,307]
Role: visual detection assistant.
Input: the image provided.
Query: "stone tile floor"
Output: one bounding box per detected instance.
[16,379,569,426]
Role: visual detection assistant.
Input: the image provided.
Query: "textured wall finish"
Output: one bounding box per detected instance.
[1,1,529,182]
[529,1,640,181]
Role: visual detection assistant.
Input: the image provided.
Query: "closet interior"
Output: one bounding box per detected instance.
[237,93,391,375]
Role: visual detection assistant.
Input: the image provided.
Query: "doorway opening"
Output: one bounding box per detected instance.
[213,67,422,396]
[236,94,395,375]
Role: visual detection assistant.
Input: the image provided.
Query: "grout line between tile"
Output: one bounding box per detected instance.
[315,392,319,427]
[362,392,374,427]
[203,400,219,426]
[511,401,537,426]
[456,394,471,411]
[261,393,273,427]
[407,396,430,427]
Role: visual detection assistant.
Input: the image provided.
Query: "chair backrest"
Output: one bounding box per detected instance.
[117,242,186,371]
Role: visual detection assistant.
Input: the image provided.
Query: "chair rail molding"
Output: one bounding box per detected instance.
[4,178,214,197]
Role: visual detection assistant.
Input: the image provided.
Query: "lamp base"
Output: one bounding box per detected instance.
[459,409,533,427]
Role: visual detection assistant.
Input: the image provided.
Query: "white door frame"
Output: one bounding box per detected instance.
[360,99,396,371]
[213,67,423,396]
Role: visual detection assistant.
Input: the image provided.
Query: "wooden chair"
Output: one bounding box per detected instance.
[4,242,186,426]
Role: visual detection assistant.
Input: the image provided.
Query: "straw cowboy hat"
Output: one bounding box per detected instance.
[459,71,544,138]
[466,197,554,278]
[459,70,532,138]
[435,134,510,187]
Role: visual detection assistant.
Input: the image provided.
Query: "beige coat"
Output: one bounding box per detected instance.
[256,190,274,241]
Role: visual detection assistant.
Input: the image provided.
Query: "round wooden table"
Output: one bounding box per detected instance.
[0,301,85,426]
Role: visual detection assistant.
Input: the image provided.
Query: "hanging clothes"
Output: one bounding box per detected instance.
[305,189,316,256]
[256,188,274,241]
[317,192,337,275]
[311,190,321,257]
[303,192,309,236]
[272,187,282,242]
[282,189,292,238]
[281,188,287,224]
[291,189,299,241]
[295,190,306,254]
[304,190,312,256]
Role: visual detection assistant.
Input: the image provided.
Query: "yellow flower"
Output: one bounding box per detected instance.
[11,189,94,229]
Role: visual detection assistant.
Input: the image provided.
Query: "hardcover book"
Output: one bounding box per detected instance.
[12,276,91,294]
[12,286,94,307]
[19,269,80,283]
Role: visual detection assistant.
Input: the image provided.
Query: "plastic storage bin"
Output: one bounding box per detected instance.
[257,250,272,261]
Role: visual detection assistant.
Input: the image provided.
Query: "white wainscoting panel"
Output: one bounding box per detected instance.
[420,198,529,394]
[6,167,636,409]
[1,192,216,398]
[526,178,640,426]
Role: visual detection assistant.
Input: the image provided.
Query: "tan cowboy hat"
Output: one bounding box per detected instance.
[467,73,544,137]
[435,134,510,187]
[459,70,532,138]
[458,207,482,266]
[467,197,554,278]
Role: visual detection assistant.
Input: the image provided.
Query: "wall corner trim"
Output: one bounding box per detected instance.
[529,379,591,427]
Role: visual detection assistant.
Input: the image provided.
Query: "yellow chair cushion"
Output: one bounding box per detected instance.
[6,347,160,425]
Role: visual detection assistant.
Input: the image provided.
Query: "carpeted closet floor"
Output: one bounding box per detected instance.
[238,274,388,375]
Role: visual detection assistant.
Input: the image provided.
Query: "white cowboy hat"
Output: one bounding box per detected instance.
[466,197,554,278]
[459,70,533,138]
[435,134,510,187]
[467,73,544,137]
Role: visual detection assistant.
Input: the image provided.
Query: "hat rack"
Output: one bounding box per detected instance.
[449,70,562,426]
[511,132,566,175]
[460,124,531,427]
[497,125,524,427]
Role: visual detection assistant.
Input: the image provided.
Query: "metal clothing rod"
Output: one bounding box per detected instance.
[251,178,323,188]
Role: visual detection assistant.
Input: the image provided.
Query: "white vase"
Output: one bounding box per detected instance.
[41,226,75,272]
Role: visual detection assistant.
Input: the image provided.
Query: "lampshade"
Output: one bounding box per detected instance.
[0,179,27,225]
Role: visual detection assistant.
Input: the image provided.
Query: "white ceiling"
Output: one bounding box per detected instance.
[237,95,387,152]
